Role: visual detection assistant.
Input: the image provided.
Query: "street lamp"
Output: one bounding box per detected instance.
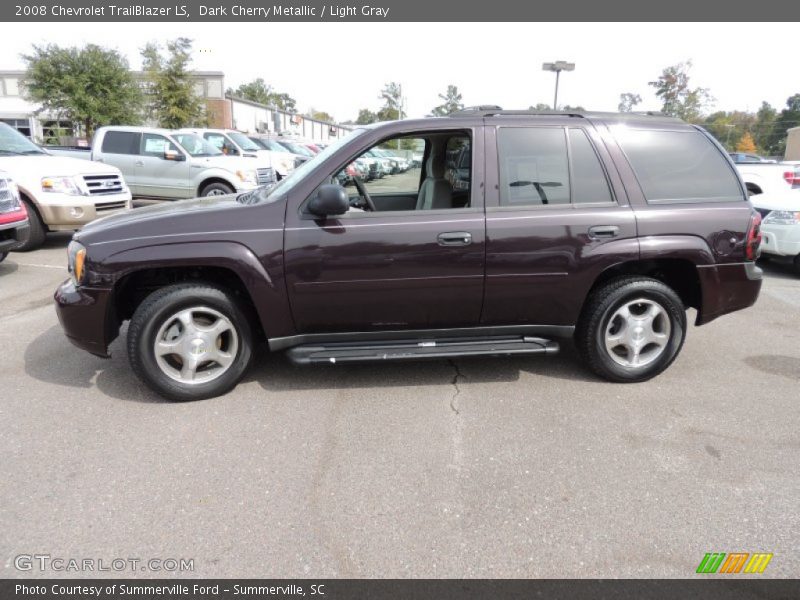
[542,61,575,111]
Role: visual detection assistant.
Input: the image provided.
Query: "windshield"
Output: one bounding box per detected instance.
[279,141,314,157]
[228,132,262,151]
[0,123,46,155]
[242,129,366,203]
[252,138,290,153]
[173,133,222,157]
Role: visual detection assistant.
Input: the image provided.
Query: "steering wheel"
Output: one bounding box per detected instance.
[353,178,377,212]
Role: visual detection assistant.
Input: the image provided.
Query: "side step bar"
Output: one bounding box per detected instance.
[286,336,559,365]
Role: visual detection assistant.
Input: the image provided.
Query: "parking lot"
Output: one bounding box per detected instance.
[1,233,799,578]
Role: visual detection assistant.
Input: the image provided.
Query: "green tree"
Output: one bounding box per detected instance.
[377,82,403,121]
[21,43,143,139]
[228,78,272,105]
[141,37,205,128]
[529,103,552,111]
[227,79,296,111]
[753,101,778,154]
[703,110,756,151]
[648,61,712,122]
[762,94,800,157]
[618,93,642,112]
[355,108,378,125]
[430,84,464,116]
[309,108,334,122]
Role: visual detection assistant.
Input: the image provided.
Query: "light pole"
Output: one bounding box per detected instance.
[542,61,575,110]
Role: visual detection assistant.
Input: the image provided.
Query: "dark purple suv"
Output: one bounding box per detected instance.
[54,109,763,401]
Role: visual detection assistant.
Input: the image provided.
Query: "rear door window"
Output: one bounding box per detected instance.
[615,129,744,203]
[498,128,571,206]
[101,131,140,155]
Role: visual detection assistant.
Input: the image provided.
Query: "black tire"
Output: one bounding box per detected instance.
[127,283,254,401]
[14,198,47,251]
[200,182,235,197]
[0,251,7,263]
[575,276,686,383]
[793,255,800,275]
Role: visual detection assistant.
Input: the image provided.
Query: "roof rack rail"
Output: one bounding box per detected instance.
[449,107,585,118]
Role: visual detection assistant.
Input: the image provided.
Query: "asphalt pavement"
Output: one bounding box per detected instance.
[1,231,799,578]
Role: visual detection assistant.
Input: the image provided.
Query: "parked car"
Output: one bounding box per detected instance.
[0,123,131,251]
[728,152,776,164]
[90,127,270,199]
[734,161,800,196]
[176,129,277,185]
[55,110,762,401]
[0,171,29,262]
[749,192,800,272]
[247,136,298,179]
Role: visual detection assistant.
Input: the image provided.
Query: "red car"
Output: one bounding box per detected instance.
[0,172,29,263]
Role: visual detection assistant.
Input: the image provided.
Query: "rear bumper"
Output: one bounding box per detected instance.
[54,279,114,357]
[695,262,762,326]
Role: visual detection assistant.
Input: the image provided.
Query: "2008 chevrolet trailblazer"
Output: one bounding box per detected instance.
[55,109,763,401]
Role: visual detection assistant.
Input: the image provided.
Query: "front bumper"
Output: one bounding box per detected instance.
[759,223,800,257]
[54,279,115,357]
[0,218,29,253]
[36,192,132,230]
[696,262,762,326]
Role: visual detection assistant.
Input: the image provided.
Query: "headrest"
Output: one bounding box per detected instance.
[426,138,447,179]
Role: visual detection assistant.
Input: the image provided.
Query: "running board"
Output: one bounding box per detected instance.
[286,336,559,365]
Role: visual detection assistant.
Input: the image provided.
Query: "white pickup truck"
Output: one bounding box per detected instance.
[734,161,800,196]
[177,128,289,180]
[49,126,275,200]
[0,123,131,251]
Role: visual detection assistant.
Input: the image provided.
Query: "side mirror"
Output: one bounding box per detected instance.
[164,148,185,161]
[307,184,349,217]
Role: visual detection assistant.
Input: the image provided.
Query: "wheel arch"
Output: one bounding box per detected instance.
[104,241,293,344]
[197,176,237,196]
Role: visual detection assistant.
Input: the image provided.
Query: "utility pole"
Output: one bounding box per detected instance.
[542,61,575,110]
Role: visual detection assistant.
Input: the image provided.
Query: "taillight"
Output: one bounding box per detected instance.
[783,170,800,186]
[745,211,762,261]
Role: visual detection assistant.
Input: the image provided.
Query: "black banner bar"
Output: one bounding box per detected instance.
[3,579,800,600]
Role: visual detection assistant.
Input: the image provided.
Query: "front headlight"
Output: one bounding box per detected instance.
[67,240,87,285]
[42,176,82,196]
[236,170,258,185]
[763,210,800,225]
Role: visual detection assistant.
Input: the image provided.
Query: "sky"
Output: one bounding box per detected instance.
[1,22,797,122]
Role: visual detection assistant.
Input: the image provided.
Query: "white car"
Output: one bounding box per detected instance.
[178,128,279,183]
[750,192,800,272]
[0,123,131,251]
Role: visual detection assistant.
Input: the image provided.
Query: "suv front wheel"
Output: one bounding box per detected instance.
[576,277,686,383]
[128,283,253,401]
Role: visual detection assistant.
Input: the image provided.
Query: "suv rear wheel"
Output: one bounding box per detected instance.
[576,277,686,383]
[128,283,253,401]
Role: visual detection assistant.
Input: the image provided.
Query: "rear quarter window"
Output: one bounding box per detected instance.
[614,129,744,203]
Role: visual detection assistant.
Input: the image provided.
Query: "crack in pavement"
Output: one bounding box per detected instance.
[447,359,463,415]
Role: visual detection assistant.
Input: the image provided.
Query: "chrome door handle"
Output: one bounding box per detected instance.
[588,225,620,239]
[438,231,472,246]
[134,160,144,167]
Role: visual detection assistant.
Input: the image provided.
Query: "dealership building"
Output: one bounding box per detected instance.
[0,69,350,144]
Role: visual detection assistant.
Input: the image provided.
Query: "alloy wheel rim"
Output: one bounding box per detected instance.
[604,298,671,369]
[205,189,227,196]
[153,306,238,385]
